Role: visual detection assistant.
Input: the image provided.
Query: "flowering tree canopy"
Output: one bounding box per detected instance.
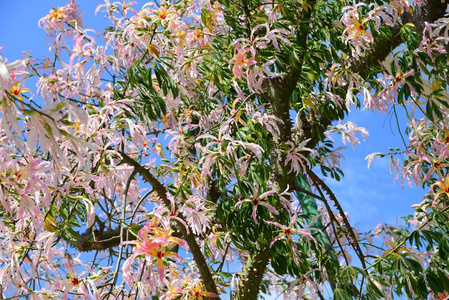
[2,0,449,299]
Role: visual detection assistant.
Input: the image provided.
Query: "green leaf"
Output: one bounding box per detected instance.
[439,237,449,260]
[334,288,352,300]
[404,257,423,274]
[426,271,444,293]
[366,279,386,299]
[62,227,82,243]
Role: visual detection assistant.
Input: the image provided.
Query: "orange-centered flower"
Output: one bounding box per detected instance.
[346,17,369,40]
[436,177,449,197]
[9,80,30,101]
[49,7,66,22]
[151,7,176,24]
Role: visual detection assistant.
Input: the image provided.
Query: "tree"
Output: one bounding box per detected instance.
[1,0,449,298]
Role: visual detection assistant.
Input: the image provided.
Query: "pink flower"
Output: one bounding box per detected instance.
[437,292,449,300]
[415,22,449,60]
[235,182,278,224]
[341,4,374,56]
[132,223,184,281]
[0,57,25,97]
[38,0,83,33]
[330,121,369,150]
[367,63,415,113]
[266,214,317,265]
[230,44,257,78]
[365,152,382,169]
[250,23,291,51]
[266,214,314,246]
[284,140,315,174]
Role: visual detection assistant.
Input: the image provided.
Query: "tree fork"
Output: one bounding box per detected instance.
[234,1,318,298]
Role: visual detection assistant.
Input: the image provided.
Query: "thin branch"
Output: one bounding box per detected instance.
[215,242,231,274]
[307,169,366,270]
[110,168,137,293]
[309,173,351,267]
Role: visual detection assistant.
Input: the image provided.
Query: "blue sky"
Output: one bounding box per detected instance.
[326,106,423,228]
[1,1,102,60]
[0,0,426,233]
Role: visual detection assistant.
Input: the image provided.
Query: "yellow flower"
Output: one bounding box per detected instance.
[187,282,218,300]
[346,17,369,40]
[434,177,449,204]
[147,244,177,271]
[382,240,410,257]
[151,7,177,24]
[9,80,30,101]
[440,130,449,145]
[49,7,66,22]
[165,280,184,299]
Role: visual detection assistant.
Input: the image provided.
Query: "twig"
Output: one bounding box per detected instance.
[307,169,366,269]
[365,205,449,272]
[310,177,351,267]
[215,242,231,273]
[105,168,137,299]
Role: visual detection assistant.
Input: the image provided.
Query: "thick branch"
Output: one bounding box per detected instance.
[351,0,448,78]
[233,246,270,300]
[69,223,183,252]
[70,226,138,252]
[119,152,219,297]
[265,0,318,189]
[233,2,318,299]
[302,0,448,148]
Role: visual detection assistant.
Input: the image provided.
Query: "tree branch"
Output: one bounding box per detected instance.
[119,151,219,297]
[233,246,270,300]
[351,0,448,78]
[69,226,138,252]
[300,0,448,149]
[306,169,366,270]
[234,2,318,299]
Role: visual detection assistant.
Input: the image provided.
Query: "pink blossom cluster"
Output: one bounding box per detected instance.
[230,23,291,91]
[341,1,410,57]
